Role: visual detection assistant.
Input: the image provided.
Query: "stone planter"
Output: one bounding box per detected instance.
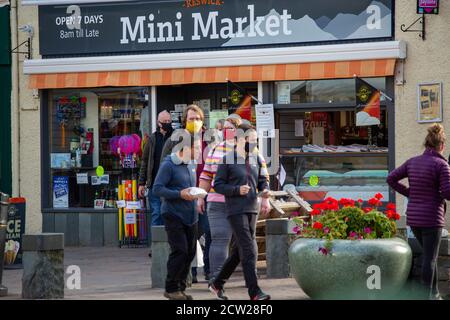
[288,237,412,300]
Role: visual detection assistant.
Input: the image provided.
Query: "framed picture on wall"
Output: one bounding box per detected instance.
[417,82,443,123]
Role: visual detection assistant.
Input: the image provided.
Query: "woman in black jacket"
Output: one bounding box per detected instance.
[209,123,271,301]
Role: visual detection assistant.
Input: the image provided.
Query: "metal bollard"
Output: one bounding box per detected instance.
[0,192,10,296]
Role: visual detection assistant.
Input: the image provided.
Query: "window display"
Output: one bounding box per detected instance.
[279,109,389,203]
[47,88,149,209]
[276,78,385,104]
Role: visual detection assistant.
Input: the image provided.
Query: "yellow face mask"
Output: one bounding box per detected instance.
[186,120,203,134]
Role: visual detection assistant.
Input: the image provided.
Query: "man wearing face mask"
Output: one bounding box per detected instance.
[139,110,173,255]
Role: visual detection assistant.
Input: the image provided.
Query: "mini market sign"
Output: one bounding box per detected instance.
[39,0,393,57]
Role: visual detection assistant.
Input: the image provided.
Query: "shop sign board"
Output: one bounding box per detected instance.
[39,0,393,56]
[3,198,26,268]
[417,0,439,14]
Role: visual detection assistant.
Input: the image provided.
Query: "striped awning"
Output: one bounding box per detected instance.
[29,59,396,89]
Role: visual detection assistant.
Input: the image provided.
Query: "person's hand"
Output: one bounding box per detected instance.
[138,186,146,199]
[260,198,271,217]
[197,197,206,214]
[181,188,196,201]
[259,189,271,198]
[240,185,251,196]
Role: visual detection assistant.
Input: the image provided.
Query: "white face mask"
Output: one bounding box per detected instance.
[217,130,224,141]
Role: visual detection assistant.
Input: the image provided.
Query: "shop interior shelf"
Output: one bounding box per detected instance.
[280,151,388,157]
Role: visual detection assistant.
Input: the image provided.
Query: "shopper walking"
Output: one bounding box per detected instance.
[198,116,242,283]
[161,104,212,280]
[209,123,272,300]
[138,110,173,255]
[152,135,200,300]
[387,123,450,300]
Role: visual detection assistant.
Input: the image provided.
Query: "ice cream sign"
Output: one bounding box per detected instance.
[39,0,393,56]
[3,198,25,267]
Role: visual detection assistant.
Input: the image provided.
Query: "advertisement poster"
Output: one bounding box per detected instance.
[277,83,291,104]
[53,176,69,208]
[3,198,26,268]
[209,110,229,129]
[417,82,442,123]
[255,104,275,138]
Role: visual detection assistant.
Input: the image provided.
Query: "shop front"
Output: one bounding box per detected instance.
[23,0,404,246]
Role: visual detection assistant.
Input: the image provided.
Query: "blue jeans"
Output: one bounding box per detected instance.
[192,211,211,277]
[199,212,211,275]
[148,189,163,248]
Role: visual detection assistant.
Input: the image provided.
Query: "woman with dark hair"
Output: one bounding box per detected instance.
[387,123,450,300]
[209,123,272,300]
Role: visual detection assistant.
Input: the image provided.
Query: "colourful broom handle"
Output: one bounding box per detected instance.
[118,184,123,241]
[132,179,137,239]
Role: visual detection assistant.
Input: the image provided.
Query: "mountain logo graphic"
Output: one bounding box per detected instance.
[357,85,372,103]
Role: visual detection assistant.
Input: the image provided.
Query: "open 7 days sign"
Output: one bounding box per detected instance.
[39,0,393,56]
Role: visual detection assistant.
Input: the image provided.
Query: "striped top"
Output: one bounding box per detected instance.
[387,148,450,227]
[200,141,233,203]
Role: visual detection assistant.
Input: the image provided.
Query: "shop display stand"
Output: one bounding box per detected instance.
[118,167,148,248]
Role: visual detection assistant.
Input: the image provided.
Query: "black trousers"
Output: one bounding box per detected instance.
[411,226,442,298]
[214,213,260,297]
[163,214,197,293]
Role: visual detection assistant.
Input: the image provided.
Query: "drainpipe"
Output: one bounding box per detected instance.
[10,0,20,196]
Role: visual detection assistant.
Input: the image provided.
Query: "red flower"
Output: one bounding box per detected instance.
[368,198,381,207]
[386,203,396,211]
[313,222,323,229]
[357,199,363,204]
[339,198,355,207]
[393,213,401,220]
[310,209,321,216]
[312,203,323,211]
[80,97,87,104]
[386,210,395,219]
[363,207,373,213]
[374,193,384,200]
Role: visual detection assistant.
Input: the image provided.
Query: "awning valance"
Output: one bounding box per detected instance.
[29,59,396,89]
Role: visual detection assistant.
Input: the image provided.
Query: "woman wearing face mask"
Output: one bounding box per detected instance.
[211,123,271,301]
[198,116,241,290]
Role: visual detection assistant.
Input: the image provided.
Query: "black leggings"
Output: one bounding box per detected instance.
[411,227,442,298]
[214,213,260,297]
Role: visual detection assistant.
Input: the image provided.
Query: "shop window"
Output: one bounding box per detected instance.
[276,78,385,104]
[157,83,258,129]
[47,88,149,209]
[278,109,389,203]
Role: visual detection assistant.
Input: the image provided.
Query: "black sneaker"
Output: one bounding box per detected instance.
[251,291,271,301]
[208,282,228,300]
[192,276,198,284]
[204,274,211,281]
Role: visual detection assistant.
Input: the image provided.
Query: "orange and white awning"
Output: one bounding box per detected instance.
[28,59,396,89]
[25,41,405,89]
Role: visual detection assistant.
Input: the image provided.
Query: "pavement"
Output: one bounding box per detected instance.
[1,247,307,300]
